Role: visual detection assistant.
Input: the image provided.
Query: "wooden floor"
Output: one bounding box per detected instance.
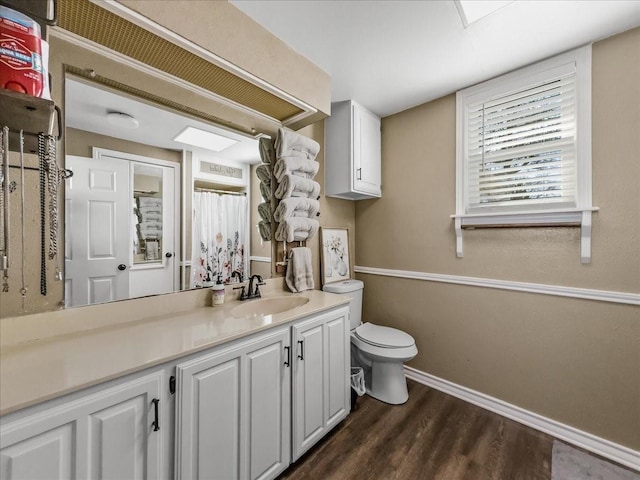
[279,380,554,480]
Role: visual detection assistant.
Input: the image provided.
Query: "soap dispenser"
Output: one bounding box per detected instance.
[211,277,225,306]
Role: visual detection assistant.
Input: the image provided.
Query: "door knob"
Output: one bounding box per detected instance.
[117,264,126,271]
[165,252,173,258]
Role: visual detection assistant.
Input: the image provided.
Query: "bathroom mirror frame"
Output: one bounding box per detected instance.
[0,21,284,317]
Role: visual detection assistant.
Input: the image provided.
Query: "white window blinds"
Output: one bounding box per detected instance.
[465,64,577,213]
[453,45,595,262]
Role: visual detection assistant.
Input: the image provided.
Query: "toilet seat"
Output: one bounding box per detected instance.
[354,322,415,349]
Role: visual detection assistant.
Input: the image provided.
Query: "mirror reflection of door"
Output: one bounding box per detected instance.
[65,152,178,307]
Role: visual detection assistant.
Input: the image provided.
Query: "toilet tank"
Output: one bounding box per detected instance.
[322,279,364,330]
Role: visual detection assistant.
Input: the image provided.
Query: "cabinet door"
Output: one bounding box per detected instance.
[353,104,382,196]
[175,328,290,480]
[292,307,350,461]
[0,372,164,480]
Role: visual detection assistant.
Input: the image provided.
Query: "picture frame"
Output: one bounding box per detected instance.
[320,227,351,286]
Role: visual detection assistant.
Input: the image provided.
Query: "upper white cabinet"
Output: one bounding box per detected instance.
[0,371,167,480]
[325,100,382,200]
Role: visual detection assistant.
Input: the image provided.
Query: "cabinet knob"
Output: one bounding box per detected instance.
[165,252,173,258]
[117,264,126,271]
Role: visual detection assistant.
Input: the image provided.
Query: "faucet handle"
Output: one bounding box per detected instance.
[233,285,248,300]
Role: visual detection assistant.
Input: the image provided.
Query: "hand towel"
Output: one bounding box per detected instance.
[274,174,320,200]
[259,181,271,201]
[275,127,320,160]
[259,137,276,165]
[258,202,271,222]
[258,221,271,241]
[275,217,319,243]
[273,155,319,182]
[256,164,272,185]
[285,247,314,293]
[274,197,320,222]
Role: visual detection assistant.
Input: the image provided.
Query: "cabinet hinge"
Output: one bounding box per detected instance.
[169,375,176,395]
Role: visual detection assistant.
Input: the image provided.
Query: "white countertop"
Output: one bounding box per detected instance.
[0,289,349,416]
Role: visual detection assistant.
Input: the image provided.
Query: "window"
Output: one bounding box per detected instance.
[453,45,597,263]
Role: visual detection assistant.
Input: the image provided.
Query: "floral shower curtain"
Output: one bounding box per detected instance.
[191,192,247,287]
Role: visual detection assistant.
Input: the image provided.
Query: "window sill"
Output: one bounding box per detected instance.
[450,208,599,263]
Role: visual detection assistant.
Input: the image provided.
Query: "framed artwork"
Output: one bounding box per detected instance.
[320,227,351,285]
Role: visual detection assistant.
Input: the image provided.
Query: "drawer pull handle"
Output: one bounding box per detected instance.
[297,340,304,360]
[284,346,291,367]
[151,398,160,431]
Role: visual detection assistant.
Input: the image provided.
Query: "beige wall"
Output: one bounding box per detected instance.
[355,28,640,450]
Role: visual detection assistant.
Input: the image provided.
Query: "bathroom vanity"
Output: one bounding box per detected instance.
[0,286,351,480]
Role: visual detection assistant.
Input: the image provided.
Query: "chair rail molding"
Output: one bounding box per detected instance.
[354,266,640,306]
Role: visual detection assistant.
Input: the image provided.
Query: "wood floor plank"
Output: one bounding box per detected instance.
[278,380,554,480]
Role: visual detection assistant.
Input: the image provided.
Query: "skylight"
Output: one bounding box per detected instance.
[173,126,238,151]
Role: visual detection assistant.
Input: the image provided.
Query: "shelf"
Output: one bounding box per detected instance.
[0,89,55,153]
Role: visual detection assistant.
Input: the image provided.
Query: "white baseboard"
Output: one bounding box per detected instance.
[404,366,640,472]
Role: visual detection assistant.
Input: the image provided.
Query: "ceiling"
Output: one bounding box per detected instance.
[230,0,640,118]
[65,77,261,163]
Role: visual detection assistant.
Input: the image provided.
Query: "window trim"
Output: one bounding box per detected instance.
[452,44,598,263]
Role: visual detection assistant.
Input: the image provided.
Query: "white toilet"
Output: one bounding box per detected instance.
[322,279,417,405]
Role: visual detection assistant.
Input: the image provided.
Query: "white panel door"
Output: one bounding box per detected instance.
[176,328,290,480]
[0,424,75,480]
[246,332,290,480]
[292,307,350,461]
[65,155,130,307]
[0,371,164,480]
[326,315,349,428]
[353,104,382,196]
[292,316,326,460]
[176,347,242,480]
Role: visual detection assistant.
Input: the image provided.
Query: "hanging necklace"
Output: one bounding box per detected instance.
[19,130,28,308]
[38,133,47,295]
[1,126,9,293]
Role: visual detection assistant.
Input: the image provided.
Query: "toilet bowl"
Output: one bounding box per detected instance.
[322,280,418,405]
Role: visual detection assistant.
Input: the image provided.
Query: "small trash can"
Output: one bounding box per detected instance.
[350,367,365,409]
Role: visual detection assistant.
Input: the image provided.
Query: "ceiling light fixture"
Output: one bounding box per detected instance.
[454,0,513,28]
[106,111,139,129]
[173,126,238,151]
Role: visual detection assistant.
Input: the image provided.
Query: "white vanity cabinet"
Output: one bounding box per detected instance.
[174,327,291,480]
[0,371,167,480]
[292,307,350,460]
[325,100,382,199]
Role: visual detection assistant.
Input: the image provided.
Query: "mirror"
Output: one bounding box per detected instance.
[63,76,270,308]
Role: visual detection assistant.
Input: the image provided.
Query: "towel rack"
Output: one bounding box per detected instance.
[275,240,306,268]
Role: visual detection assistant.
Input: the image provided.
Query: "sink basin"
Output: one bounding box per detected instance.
[230,296,310,318]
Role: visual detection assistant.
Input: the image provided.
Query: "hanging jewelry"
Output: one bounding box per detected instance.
[45,135,62,281]
[19,130,28,308]
[38,133,47,295]
[1,126,9,293]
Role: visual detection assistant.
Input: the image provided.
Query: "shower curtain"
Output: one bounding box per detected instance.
[191,192,247,288]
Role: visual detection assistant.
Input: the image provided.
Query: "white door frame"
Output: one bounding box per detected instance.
[93,147,181,293]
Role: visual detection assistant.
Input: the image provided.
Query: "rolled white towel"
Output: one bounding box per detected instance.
[258,221,271,241]
[256,164,272,185]
[274,174,320,200]
[259,181,271,201]
[275,127,320,160]
[259,137,276,165]
[274,197,320,222]
[258,202,271,222]
[273,155,319,182]
[275,217,319,243]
